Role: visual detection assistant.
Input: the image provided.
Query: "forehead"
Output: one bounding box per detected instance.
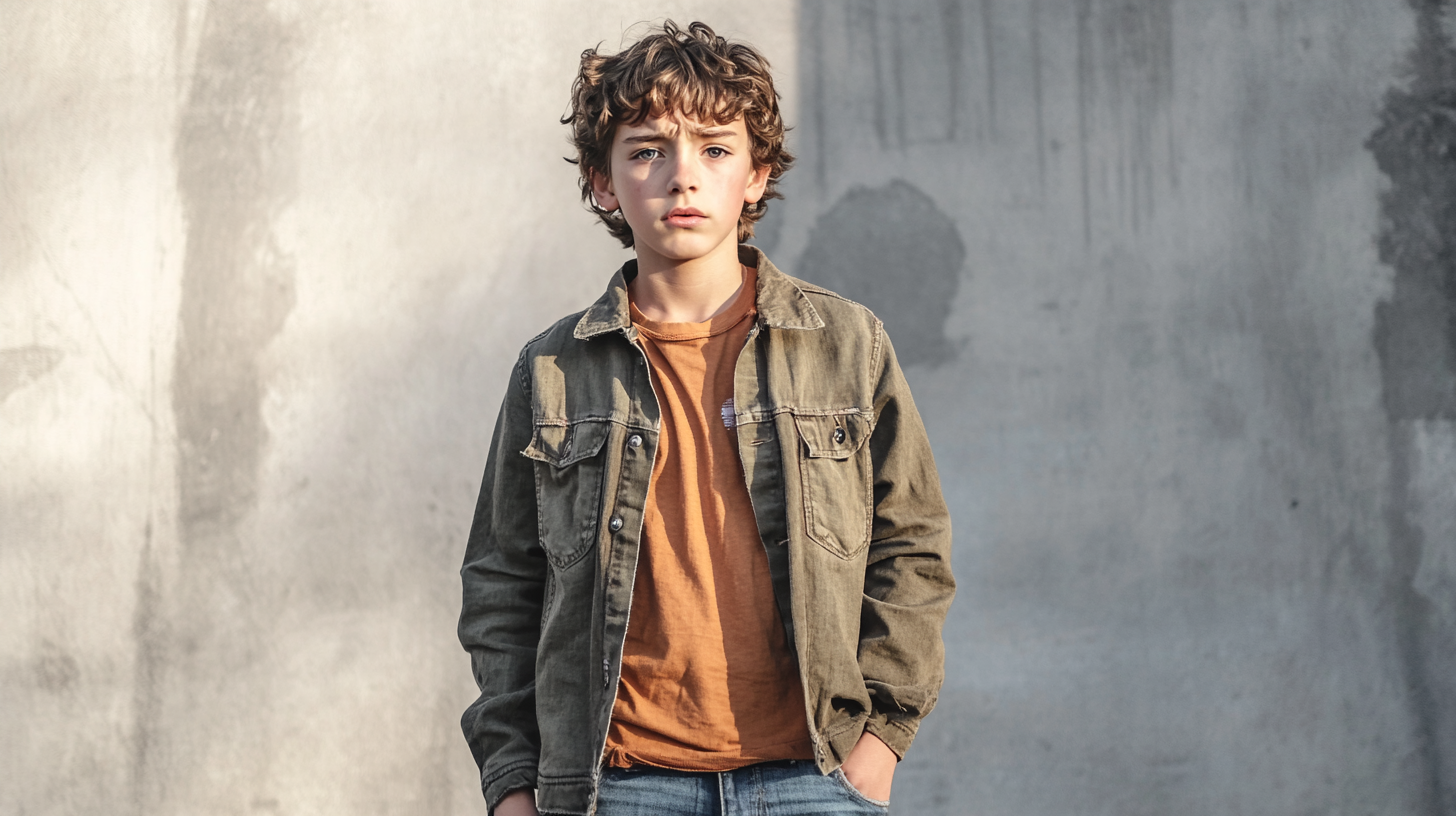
[613,110,748,142]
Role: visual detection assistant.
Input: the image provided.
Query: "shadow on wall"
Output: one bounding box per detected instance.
[792,180,966,368]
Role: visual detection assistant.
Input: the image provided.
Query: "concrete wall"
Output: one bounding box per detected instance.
[758,2,1456,813]
[3,1,1453,814]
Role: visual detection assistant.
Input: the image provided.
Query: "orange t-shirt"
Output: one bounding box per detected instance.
[604,266,813,771]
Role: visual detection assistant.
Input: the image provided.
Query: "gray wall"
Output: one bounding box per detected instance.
[3,1,1453,814]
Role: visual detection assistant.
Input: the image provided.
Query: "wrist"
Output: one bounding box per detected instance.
[493,788,538,816]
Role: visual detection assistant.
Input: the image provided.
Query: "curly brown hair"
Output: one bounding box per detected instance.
[563,20,793,248]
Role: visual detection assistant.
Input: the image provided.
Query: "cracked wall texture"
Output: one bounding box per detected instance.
[3,1,1454,814]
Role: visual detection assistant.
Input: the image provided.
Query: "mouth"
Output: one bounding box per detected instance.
[663,207,707,228]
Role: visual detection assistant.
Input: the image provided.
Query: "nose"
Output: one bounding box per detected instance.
[666,151,699,194]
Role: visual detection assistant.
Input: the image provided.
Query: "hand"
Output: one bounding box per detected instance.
[494,789,538,816]
[839,729,897,802]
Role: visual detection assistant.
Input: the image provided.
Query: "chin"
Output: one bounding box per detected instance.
[646,236,724,261]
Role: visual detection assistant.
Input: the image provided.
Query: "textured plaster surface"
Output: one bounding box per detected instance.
[2,2,793,814]
[4,0,1454,814]
[764,0,1448,813]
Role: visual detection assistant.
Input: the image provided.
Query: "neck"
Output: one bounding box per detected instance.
[628,235,747,324]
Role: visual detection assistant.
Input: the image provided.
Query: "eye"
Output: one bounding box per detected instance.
[704,146,729,159]
[632,148,661,161]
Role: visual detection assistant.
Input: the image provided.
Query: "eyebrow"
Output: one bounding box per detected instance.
[621,132,671,144]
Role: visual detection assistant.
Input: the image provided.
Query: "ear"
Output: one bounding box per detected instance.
[590,168,619,212]
[743,163,771,205]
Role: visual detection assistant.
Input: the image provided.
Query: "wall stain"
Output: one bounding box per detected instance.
[941,0,964,141]
[1076,0,1094,245]
[1409,422,1456,628]
[1030,0,1047,195]
[797,0,1175,226]
[796,180,965,368]
[864,0,890,149]
[33,639,80,693]
[173,0,299,538]
[1368,0,1456,811]
[0,345,64,404]
[130,530,163,815]
[979,0,997,136]
[133,0,300,810]
[808,0,828,191]
[1074,0,1176,241]
[804,0,1024,152]
[805,0,1021,151]
[1104,0,1174,232]
[889,4,908,147]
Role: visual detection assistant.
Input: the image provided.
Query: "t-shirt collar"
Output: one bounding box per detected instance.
[573,245,824,340]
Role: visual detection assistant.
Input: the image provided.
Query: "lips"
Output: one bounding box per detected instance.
[663,207,707,228]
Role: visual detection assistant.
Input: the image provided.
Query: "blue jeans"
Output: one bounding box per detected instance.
[590,760,890,816]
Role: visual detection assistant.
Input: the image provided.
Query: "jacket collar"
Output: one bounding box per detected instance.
[573,245,824,340]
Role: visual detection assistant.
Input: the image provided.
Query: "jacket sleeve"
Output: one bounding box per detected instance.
[458,354,545,811]
[858,327,957,759]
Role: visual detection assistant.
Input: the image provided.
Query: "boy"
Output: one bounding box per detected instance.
[458,21,955,816]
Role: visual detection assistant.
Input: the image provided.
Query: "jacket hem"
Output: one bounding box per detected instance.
[863,715,919,761]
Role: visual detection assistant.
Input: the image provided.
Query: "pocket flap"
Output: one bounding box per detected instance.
[522,420,610,467]
[793,412,872,460]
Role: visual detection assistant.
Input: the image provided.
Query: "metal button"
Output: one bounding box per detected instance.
[833,427,846,444]
[609,516,624,532]
[627,434,643,448]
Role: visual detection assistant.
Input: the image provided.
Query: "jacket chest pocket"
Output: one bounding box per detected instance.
[522,419,611,568]
[793,412,874,558]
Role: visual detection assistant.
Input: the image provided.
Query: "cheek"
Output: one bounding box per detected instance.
[619,180,656,216]
[619,168,657,197]
[725,166,757,202]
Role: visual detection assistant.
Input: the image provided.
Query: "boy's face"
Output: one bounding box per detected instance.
[591,110,770,267]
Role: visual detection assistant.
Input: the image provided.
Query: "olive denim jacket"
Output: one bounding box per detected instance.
[458,246,955,815]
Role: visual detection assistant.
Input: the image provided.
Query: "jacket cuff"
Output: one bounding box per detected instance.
[862,713,919,761]
[483,762,538,815]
